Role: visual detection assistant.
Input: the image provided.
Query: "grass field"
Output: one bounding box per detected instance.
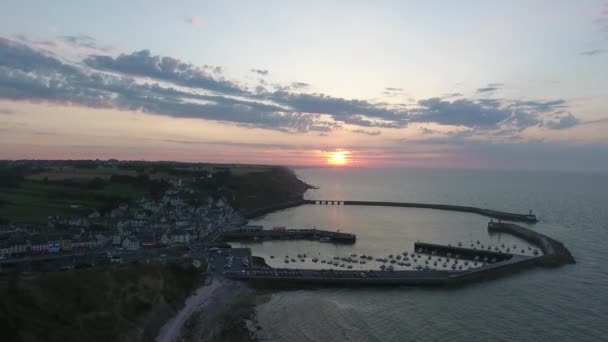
[25,167,139,182]
[0,181,149,223]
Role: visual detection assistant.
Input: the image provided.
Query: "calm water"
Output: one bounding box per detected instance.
[246,168,608,341]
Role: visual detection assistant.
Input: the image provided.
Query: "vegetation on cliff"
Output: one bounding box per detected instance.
[0,263,203,342]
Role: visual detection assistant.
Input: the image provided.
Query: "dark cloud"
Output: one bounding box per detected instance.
[476,83,504,93]
[419,127,437,135]
[351,129,381,136]
[0,36,582,136]
[250,69,269,76]
[545,113,580,130]
[414,98,512,128]
[84,50,244,95]
[290,82,310,89]
[580,48,605,56]
[60,35,111,52]
[268,91,407,128]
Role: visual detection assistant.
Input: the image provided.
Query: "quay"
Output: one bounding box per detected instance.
[223,222,574,287]
[216,228,356,244]
[243,199,538,223]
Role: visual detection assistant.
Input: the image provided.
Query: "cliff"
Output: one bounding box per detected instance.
[0,263,203,342]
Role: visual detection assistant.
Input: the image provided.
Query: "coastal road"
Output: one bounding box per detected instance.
[155,278,222,342]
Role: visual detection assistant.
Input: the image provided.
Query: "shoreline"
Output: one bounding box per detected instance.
[156,277,259,342]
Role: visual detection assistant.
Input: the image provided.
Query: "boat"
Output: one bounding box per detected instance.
[405,263,411,267]
[442,263,447,267]
[321,260,326,263]
[291,259,296,262]
[396,255,401,260]
[340,264,345,267]
[367,256,372,260]
[284,260,289,263]
[360,260,366,264]
[297,254,302,258]
[347,265,353,269]
[320,237,332,242]
[533,250,539,255]
[270,256,275,259]
[303,254,307,258]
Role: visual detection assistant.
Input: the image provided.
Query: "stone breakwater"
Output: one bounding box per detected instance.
[226,222,574,287]
[242,199,538,223]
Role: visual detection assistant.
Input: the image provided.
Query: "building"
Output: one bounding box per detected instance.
[122,236,140,250]
[172,229,191,244]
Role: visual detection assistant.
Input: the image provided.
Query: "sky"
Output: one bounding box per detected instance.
[1,0,607,171]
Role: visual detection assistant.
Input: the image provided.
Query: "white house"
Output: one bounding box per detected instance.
[122,236,140,250]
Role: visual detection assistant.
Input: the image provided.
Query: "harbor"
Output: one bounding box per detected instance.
[220,221,574,287]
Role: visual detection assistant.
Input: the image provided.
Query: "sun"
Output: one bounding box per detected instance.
[327,150,348,165]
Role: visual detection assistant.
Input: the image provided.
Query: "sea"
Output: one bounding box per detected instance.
[241,168,608,342]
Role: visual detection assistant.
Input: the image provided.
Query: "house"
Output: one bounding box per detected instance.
[47,239,61,253]
[122,236,140,250]
[172,229,191,244]
[30,237,48,254]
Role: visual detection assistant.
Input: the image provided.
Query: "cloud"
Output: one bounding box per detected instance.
[84,50,244,95]
[0,36,582,137]
[0,108,15,115]
[443,93,463,98]
[419,127,438,135]
[185,16,201,25]
[545,113,580,130]
[580,48,605,56]
[385,87,402,91]
[351,129,381,136]
[59,35,112,52]
[290,82,310,89]
[250,69,269,76]
[476,83,504,93]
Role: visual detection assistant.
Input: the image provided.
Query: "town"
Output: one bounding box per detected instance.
[0,177,241,265]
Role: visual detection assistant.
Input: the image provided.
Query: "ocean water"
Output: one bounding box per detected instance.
[246,168,608,342]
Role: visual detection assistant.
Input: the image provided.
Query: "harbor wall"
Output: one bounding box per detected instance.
[243,199,538,223]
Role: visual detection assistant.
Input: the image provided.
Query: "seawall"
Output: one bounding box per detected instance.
[242,199,538,223]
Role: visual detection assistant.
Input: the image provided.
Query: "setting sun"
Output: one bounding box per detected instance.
[327,150,349,165]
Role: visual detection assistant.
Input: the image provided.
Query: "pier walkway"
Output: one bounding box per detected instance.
[217,228,356,244]
[243,199,538,223]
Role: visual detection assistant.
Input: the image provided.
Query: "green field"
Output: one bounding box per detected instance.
[0,181,149,223]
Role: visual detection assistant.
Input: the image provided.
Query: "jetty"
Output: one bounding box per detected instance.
[217,228,356,244]
[224,222,574,287]
[243,199,538,223]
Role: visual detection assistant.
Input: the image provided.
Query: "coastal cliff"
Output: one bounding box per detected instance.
[0,263,203,342]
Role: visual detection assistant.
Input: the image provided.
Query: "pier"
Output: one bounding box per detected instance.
[224,222,574,287]
[242,199,538,223]
[217,228,356,244]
